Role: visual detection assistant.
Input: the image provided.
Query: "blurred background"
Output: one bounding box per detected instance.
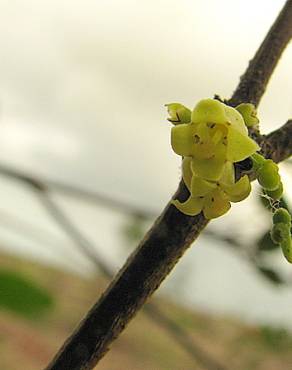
[0,0,292,369]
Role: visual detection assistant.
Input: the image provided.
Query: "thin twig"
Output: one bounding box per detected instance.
[0,162,157,219]
[45,2,292,369]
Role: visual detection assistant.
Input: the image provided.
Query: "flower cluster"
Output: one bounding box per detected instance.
[167,99,260,219]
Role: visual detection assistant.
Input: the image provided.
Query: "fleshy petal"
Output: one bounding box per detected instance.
[203,189,231,219]
[182,157,193,191]
[190,176,217,197]
[191,99,227,125]
[221,175,251,202]
[191,157,226,181]
[171,124,194,156]
[172,196,204,216]
[219,161,235,185]
[224,105,247,135]
[190,123,217,159]
[226,126,260,162]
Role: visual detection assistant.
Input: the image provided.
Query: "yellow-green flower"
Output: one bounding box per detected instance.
[173,159,251,219]
[170,99,260,180]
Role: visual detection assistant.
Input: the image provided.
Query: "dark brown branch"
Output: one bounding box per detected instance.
[261,119,292,163]
[228,0,292,107]
[39,194,226,370]
[45,2,292,369]
[46,181,209,370]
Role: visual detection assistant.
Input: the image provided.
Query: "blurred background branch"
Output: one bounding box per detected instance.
[0,162,227,370]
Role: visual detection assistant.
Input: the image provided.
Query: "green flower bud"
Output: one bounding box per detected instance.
[280,237,292,263]
[265,181,283,200]
[165,103,191,125]
[270,222,290,244]
[251,153,266,173]
[235,103,259,127]
[257,160,280,191]
[273,208,291,225]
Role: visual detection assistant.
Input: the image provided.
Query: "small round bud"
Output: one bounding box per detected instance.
[251,153,266,172]
[265,181,283,200]
[270,222,290,244]
[257,160,280,191]
[165,103,191,125]
[235,103,259,127]
[280,237,292,263]
[273,208,291,225]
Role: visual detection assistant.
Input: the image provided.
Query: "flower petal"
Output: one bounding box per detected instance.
[190,176,217,197]
[191,141,227,181]
[191,123,216,159]
[182,157,193,191]
[224,105,247,135]
[191,99,227,125]
[203,189,231,219]
[221,175,251,202]
[191,157,226,181]
[172,196,204,216]
[171,124,194,156]
[226,126,260,162]
[219,161,235,185]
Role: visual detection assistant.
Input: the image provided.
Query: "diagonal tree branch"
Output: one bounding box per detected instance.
[38,195,227,370]
[45,1,292,369]
[228,0,292,108]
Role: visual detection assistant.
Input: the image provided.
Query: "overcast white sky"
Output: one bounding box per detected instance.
[0,0,292,327]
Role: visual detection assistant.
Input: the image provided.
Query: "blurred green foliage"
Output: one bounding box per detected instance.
[0,269,54,318]
[259,326,292,351]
